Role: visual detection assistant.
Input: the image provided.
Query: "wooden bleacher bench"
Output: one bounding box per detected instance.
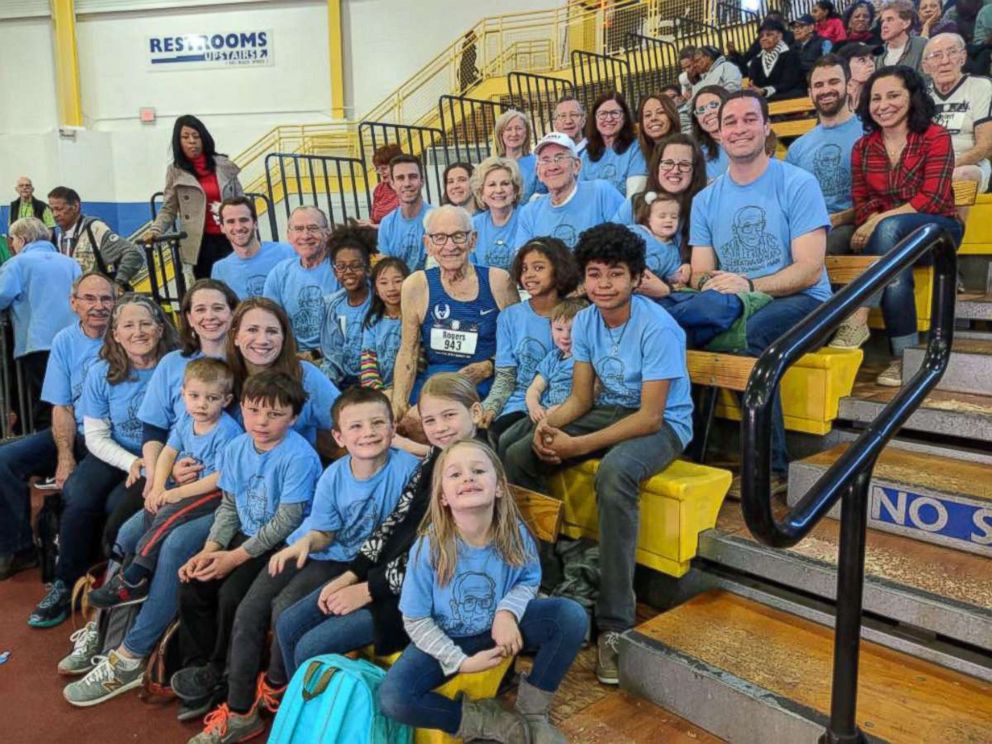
[768,96,817,140]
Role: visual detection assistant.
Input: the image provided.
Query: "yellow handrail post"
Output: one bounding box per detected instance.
[327,0,346,119]
[50,0,83,127]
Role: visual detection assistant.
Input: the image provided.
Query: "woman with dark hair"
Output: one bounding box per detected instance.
[691,85,730,181]
[813,0,848,44]
[580,91,648,196]
[440,162,477,215]
[146,115,244,279]
[843,1,881,46]
[636,93,680,163]
[841,67,962,387]
[480,237,580,452]
[360,257,410,393]
[29,294,179,627]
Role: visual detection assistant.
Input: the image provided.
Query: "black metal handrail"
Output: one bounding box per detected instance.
[740,222,957,744]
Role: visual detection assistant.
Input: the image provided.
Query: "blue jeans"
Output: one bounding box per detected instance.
[378,598,587,734]
[864,213,964,354]
[276,586,376,679]
[55,454,130,586]
[116,511,213,657]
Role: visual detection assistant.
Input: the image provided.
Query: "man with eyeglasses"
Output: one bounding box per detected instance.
[378,154,434,271]
[514,132,624,251]
[924,32,992,192]
[263,205,339,355]
[0,271,116,580]
[553,95,588,156]
[211,196,294,299]
[319,225,374,388]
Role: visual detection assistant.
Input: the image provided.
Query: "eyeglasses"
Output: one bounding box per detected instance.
[427,231,471,246]
[694,100,721,117]
[333,262,367,274]
[74,293,115,305]
[923,48,963,62]
[595,110,624,121]
[289,224,324,234]
[537,153,573,167]
[658,159,693,173]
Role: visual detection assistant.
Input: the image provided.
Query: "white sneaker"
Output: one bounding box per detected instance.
[58,620,101,676]
[876,360,903,388]
[829,321,870,349]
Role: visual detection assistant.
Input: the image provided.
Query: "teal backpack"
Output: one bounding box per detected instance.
[269,654,413,744]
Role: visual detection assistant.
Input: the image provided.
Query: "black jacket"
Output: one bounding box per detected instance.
[796,34,830,76]
[748,48,807,101]
[8,197,48,229]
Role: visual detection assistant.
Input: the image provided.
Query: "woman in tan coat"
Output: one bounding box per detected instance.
[146,115,243,279]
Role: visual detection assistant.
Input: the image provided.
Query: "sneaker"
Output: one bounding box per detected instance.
[0,548,39,581]
[178,695,218,722]
[88,572,149,610]
[876,359,903,388]
[63,650,146,707]
[254,673,286,715]
[828,320,870,349]
[58,620,101,676]
[28,579,70,628]
[172,664,222,703]
[188,704,265,744]
[596,631,621,685]
[34,476,60,491]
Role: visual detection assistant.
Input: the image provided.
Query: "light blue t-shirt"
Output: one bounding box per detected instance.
[610,196,637,226]
[515,180,624,250]
[535,348,574,408]
[785,116,862,214]
[289,448,419,562]
[704,145,730,181]
[138,349,205,432]
[516,153,542,204]
[166,410,243,479]
[296,362,339,445]
[580,143,648,195]
[319,288,373,384]
[628,224,682,280]
[472,209,521,271]
[495,301,552,416]
[211,241,295,299]
[41,322,104,433]
[378,201,433,271]
[0,241,80,358]
[81,359,157,455]
[217,429,321,537]
[690,158,832,302]
[360,315,402,388]
[262,257,340,351]
[571,295,694,446]
[400,525,540,637]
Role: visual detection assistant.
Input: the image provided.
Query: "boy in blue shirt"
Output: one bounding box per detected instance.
[187,387,418,743]
[87,358,242,610]
[504,223,693,686]
[319,225,374,388]
[211,197,294,299]
[171,371,322,715]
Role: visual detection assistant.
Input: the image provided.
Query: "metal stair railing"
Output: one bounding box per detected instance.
[739,223,958,744]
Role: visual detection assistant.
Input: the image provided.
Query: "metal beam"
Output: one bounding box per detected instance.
[50,0,83,127]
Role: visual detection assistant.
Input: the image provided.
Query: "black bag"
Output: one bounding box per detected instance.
[34,492,62,583]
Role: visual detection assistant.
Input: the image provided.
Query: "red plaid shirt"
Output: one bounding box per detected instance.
[851,123,957,227]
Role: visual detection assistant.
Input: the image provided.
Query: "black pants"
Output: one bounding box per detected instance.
[13,350,51,432]
[177,532,274,671]
[102,478,146,560]
[193,233,232,280]
[488,410,527,455]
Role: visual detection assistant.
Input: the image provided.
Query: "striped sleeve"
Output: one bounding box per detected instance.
[403,615,467,675]
[360,348,384,389]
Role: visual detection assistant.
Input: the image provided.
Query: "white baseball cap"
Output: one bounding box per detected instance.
[534,131,579,158]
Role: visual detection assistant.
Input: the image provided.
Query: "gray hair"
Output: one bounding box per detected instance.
[423,204,473,233]
[470,156,523,208]
[881,0,915,20]
[72,270,116,295]
[289,204,329,228]
[9,216,51,244]
[554,94,586,115]
[924,32,966,54]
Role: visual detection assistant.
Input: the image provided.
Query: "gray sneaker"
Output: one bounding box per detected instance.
[596,631,621,685]
[63,650,145,707]
[188,704,265,744]
[57,621,101,676]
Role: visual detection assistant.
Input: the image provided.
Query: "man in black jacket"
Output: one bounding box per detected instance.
[747,17,807,101]
[791,15,832,76]
[9,177,55,233]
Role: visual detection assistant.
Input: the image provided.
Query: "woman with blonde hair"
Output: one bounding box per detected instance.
[470,156,524,270]
[493,109,541,203]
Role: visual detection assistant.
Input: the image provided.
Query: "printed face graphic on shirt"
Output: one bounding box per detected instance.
[448,571,497,635]
[245,275,267,298]
[486,239,512,269]
[338,312,362,356]
[244,474,269,530]
[812,145,846,196]
[721,206,783,274]
[293,286,324,341]
[598,356,626,393]
[552,223,578,247]
[517,337,547,376]
[118,389,145,445]
[380,327,401,364]
[337,497,377,547]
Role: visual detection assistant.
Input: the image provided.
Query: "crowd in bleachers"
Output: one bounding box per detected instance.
[0,1,988,742]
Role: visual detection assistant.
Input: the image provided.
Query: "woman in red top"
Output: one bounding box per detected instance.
[147,115,243,279]
[812,1,848,45]
[844,67,962,387]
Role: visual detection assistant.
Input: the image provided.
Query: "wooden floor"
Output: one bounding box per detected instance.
[639,591,992,744]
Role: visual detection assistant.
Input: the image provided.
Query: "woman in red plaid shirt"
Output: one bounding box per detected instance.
[841,66,963,388]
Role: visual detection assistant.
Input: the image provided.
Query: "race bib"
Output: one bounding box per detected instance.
[430,325,478,358]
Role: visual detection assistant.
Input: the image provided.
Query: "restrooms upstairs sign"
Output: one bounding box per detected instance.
[148,30,273,71]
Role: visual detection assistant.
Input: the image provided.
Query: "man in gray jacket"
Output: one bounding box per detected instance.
[47,186,144,288]
[691,46,743,97]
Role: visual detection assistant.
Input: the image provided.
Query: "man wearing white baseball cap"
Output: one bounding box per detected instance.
[514,132,624,250]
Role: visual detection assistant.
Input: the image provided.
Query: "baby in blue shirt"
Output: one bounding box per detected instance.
[629,191,690,300]
[89,358,242,609]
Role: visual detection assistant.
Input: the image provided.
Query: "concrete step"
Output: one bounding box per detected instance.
[957,293,992,321]
[838,384,992,444]
[698,503,992,652]
[902,333,992,395]
[788,443,992,558]
[620,590,992,744]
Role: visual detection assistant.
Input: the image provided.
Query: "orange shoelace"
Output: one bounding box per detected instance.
[202,704,232,736]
